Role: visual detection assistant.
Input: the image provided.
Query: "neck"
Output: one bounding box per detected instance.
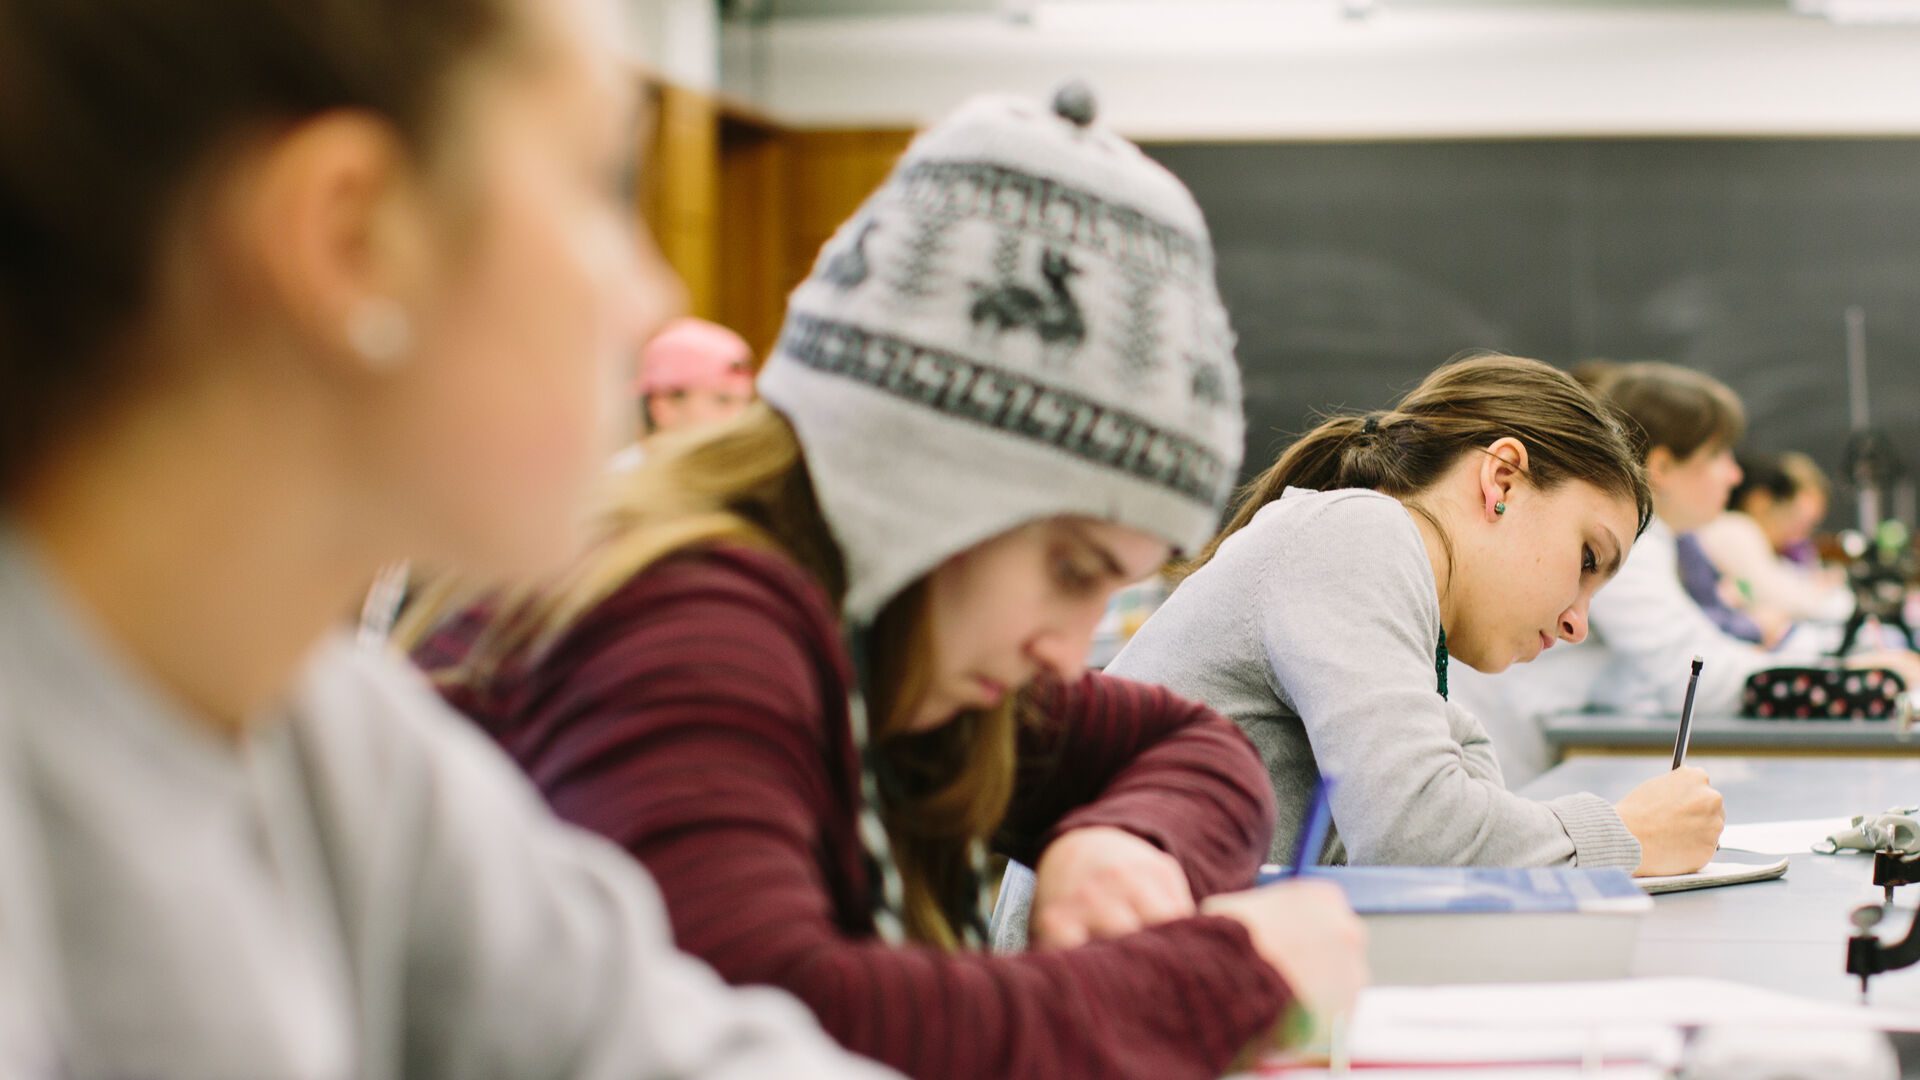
[1403,496,1458,635]
[16,375,383,739]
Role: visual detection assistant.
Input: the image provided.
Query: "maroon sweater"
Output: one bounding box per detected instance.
[419,544,1288,1079]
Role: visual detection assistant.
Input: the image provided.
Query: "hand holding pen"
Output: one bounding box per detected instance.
[1672,654,1704,769]
[1616,654,1724,876]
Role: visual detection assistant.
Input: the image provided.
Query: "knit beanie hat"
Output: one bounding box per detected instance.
[758,84,1246,623]
[633,317,754,396]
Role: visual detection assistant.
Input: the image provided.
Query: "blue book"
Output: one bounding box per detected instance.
[1256,865,1652,985]
[1258,864,1650,913]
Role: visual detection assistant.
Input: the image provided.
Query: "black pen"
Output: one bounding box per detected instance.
[1672,654,1704,769]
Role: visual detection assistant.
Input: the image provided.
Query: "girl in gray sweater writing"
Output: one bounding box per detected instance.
[1108,354,1725,876]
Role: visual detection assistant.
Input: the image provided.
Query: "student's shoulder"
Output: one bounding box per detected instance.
[602,543,835,625]
[1305,486,1420,531]
[286,634,534,808]
[566,543,845,666]
[1235,487,1423,565]
[541,546,850,732]
[1695,511,1768,553]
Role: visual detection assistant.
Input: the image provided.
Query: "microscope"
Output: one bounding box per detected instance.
[1836,809,1920,1000]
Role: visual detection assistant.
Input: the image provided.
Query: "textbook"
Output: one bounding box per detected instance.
[1257,865,1651,985]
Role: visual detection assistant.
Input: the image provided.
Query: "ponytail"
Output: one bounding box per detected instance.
[1182,353,1652,576]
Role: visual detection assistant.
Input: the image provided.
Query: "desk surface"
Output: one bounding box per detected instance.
[1541,711,1915,755]
[1522,754,1920,1008]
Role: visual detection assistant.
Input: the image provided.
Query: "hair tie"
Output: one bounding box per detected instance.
[1362,414,1381,435]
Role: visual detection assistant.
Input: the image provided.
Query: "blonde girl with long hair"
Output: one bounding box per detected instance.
[408,88,1366,1080]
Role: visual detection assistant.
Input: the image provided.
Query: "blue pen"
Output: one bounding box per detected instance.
[1287,775,1337,876]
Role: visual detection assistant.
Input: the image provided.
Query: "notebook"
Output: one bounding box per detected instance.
[1633,849,1790,895]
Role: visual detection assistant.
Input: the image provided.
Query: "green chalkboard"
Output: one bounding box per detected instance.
[1147,138,1920,513]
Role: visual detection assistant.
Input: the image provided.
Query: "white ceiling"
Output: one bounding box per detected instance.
[715,0,1920,135]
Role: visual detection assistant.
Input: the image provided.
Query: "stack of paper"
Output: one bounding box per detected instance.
[1717,818,1852,855]
[1251,977,1920,1077]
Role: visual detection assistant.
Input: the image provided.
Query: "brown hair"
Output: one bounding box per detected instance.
[1186,353,1653,575]
[1576,361,1746,463]
[1731,450,1830,511]
[400,403,1016,949]
[0,0,523,498]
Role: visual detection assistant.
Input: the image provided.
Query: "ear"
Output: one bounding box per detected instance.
[1645,445,1678,490]
[1477,436,1530,521]
[231,112,433,375]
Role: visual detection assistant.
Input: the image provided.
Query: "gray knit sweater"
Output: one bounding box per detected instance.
[1107,487,1640,869]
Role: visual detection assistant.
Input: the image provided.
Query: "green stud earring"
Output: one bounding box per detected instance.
[1494,501,1507,516]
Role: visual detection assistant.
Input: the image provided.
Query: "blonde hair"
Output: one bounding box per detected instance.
[399,402,1015,949]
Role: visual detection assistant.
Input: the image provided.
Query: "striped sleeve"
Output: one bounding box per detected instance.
[999,673,1279,899]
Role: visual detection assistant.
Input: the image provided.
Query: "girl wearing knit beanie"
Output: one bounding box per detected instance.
[1109,354,1729,876]
[409,86,1366,1079]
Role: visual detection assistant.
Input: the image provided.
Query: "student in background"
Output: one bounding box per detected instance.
[1674,529,1781,645]
[609,315,756,472]
[407,89,1367,1080]
[1697,451,1851,622]
[1108,354,1723,874]
[1087,570,1174,668]
[1457,363,1919,737]
[1776,451,1830,568]
[0,0,899,1076]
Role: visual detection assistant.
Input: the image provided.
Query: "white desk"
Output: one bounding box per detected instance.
[1522,754,1920,1008]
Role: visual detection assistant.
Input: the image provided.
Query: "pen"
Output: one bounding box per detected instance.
[1671,654,1703,769]
[1288,776,1336,875]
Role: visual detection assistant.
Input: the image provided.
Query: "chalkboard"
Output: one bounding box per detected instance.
[1146,138,1920,526]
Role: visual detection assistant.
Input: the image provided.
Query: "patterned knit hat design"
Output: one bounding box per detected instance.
[758,84,1245,622]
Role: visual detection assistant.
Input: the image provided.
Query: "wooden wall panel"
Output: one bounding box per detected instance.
[781,130,914,298]
[716,117,791,358]
[634,71,913,362]
[716,125,913,361]
[649,84,721,319]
